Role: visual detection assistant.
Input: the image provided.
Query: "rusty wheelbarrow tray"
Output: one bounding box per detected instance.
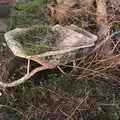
[1,24,97,88]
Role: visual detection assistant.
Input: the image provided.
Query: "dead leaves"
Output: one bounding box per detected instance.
[54,0,77,23]
[56,0,77,7]
[54,0,108,25]
[54,4,70,24]
[78,0,95,9]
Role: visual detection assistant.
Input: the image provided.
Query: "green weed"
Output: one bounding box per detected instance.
[112,24,120,31]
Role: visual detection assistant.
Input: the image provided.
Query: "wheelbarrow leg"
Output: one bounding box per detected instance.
[27,57,30,74]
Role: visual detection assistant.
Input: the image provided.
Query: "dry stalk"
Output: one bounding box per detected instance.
[93,31,120,52]
[67,91,90,119]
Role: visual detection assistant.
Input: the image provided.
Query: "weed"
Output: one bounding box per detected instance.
[10,0,56,29]
[112,24,120,31]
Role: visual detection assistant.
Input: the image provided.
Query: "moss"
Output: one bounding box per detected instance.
[23,45,51,55]
[14,25,58,55]
[16,0,46,13]
[10,0,45,29]
[112,24,120,31]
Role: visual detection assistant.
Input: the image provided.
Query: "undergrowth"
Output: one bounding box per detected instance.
[1,68,120,120]
[0,0,120,120]
[17,0,45,13]
[10,0,56,29]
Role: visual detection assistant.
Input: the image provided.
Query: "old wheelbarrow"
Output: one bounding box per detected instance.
[0,24,97,88]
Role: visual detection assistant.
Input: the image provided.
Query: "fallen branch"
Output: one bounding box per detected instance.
[0,66,49,88]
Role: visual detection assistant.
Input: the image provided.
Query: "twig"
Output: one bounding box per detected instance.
[0,66,49,88]
[93,31,120,52]
[47,4,55,17]
[57,66,65,74]
[67,91,90,119]
[27,56,30,74]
